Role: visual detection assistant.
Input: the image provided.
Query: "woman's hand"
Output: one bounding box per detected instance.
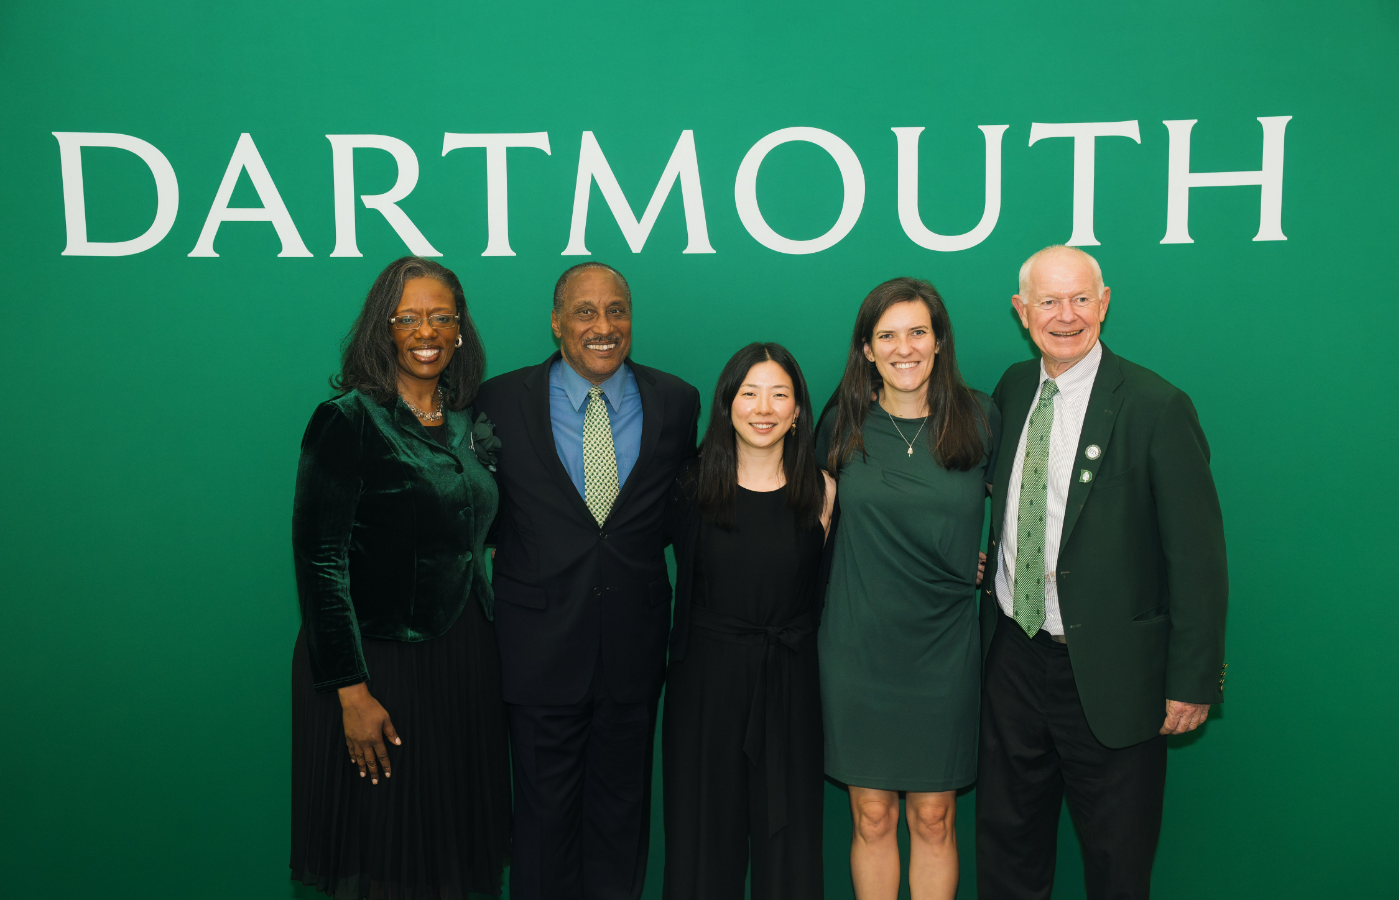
[337,682,402,784]
[976,552,987,586]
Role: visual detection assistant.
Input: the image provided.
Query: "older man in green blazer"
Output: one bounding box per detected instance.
[976,246,1228,900]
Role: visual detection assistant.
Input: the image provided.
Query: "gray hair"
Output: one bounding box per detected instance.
[552,261,632,311]
[1017,245,1105,296]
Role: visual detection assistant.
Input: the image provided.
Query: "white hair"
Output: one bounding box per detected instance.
[1017,245,1105,296]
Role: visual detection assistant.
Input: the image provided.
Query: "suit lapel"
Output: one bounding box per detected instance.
[607,360,663,521]
[444,404,468,452]
[520,352,596,525]
[1058,347,1125,551]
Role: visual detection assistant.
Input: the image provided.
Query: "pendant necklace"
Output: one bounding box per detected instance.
[402,386,445,423]
[884,405,928,456]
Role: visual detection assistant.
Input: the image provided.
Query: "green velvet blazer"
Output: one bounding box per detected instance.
[292,389,498,692]
[981,345,1229,748]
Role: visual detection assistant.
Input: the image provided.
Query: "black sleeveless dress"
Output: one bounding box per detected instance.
[661,485,825,900]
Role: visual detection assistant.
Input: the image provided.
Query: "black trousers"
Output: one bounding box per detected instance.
[976,613,1167,900]
[506,666,658,900]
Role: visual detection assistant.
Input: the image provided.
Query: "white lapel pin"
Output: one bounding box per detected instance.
[1085,444,1101,460]
[1079,469,1093,483]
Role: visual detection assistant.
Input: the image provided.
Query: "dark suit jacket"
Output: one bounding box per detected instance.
[475,353,700,706]
[982,344,1228,748]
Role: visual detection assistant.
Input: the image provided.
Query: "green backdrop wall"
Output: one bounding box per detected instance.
[1,2,1395,898]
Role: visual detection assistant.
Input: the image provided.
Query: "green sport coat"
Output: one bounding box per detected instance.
[981,344,1228,748]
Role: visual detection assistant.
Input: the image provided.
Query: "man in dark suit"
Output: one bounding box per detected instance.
[474,262,700,900]
[977,246,1228,900]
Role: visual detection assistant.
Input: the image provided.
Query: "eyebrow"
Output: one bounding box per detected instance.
[741,382,792,390]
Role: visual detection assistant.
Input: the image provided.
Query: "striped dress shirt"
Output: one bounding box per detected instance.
[994,340,1104,635]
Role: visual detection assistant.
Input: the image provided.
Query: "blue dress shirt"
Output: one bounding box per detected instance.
[549,358,643,499]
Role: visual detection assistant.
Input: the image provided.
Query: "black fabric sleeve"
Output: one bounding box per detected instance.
[682,384,701,460]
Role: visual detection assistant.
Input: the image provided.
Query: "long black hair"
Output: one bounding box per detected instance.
[332,256,485,410]
[824,277,986,473]
[696,342,825,528]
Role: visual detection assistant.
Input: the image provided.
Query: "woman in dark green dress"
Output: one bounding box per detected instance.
[817,278,998,900]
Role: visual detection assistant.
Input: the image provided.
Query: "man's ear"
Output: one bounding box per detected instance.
[550,308,563,339]
[1011,295,1031,330]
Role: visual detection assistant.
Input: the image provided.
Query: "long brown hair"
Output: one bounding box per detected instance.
[823,277,987,473]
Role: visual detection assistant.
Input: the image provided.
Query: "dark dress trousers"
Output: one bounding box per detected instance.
[976,345,1228,900]
[474,353,699,900]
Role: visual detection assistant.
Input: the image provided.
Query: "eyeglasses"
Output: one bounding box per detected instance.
[1025,296,1098,312]
[388,314,460,331]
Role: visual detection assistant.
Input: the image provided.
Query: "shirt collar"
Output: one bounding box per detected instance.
[1039,340,1103,399]
[555,357,632,412]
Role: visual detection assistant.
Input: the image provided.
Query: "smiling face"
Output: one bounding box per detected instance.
[552,268,633,384]
[730,359,799,452]
[1012,249,1111,378]
[863,299,939,402]
[392,276,458,389]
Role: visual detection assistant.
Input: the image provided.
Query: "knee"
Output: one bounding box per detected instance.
[853,797,899,843]
[908,798,955,845]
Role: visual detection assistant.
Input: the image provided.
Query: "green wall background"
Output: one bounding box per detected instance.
[1,2,1395,897]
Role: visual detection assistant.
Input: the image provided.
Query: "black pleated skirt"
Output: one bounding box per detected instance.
[291,599,512,899]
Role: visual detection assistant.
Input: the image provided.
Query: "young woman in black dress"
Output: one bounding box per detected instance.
[661,342,837,900]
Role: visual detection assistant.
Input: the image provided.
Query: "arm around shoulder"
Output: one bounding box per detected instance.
[820,470,837,538]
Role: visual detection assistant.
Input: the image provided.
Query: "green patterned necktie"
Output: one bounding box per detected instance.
[582,385,620,526]
[1012,379,1059,637]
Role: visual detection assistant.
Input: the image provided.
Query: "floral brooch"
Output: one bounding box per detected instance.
[469,411,501,472]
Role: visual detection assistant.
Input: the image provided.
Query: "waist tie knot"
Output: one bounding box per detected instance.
[688,605,815,836]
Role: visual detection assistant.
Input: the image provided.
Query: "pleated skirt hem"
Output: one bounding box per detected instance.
[291,600,512,900]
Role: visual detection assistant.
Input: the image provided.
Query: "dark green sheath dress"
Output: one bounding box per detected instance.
[817,397,998,792]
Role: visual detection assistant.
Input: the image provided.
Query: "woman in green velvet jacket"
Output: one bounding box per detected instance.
[289,257,511,900]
